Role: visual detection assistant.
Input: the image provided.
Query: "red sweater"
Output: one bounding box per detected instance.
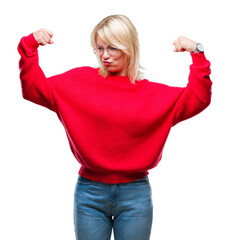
[18,33,212,183]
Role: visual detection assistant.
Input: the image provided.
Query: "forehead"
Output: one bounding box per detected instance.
[96,36,110,47]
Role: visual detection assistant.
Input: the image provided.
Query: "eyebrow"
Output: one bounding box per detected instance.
[97,44,117,48]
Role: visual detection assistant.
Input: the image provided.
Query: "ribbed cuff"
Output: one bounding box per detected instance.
[24,33,39,50]
[190,52,207,65]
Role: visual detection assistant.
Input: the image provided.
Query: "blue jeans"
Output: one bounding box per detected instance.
[74,175,153,240]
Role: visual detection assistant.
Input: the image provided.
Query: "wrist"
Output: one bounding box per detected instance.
[24,33,39,50]
[192,43,204,53]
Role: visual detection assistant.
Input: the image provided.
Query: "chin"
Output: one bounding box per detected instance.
[106,67,121,73]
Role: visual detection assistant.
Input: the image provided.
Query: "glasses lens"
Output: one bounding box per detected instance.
[107,46,118,56]
[94,47,103,56]
[94,46,119,56]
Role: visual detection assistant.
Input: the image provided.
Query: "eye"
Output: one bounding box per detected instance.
[97,46,104,51]
[108,46,118,51]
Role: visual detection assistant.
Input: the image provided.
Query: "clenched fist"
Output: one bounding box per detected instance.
[173,36,197,53]
[33,28,54,46]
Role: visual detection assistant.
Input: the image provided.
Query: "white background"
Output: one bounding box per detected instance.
[1,0,229,239]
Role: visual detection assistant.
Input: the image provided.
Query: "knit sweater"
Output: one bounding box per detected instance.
[18,33,212,183]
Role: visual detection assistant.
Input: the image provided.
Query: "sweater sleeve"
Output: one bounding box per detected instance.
[172,52,212,126]
[18,33,56,112]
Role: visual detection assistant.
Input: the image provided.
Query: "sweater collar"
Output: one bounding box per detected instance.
[106,73,132,83]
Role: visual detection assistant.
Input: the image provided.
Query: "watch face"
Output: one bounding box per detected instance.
[197,43,204,52]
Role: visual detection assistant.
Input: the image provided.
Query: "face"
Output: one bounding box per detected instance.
[96,36,129,76]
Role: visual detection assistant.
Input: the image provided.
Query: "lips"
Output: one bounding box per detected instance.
[103,61,111,66]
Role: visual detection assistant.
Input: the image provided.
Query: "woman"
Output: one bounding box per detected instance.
[18,15,212,240]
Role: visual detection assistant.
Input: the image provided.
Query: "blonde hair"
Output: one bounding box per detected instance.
[91,15,143,84]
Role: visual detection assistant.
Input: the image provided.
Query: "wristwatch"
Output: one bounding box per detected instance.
[192,43,204,53]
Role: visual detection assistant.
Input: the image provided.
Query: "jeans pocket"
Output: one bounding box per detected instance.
[77,175,93,185]
[128,176,149,185]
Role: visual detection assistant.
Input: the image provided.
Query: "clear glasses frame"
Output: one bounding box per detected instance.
[93,45,120,57]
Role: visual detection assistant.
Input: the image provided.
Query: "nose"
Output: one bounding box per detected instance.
[102,48,110,59]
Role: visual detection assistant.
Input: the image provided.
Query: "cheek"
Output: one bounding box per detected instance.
[115,54,128,66]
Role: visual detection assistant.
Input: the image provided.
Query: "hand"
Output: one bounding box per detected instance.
[173,36,197,53]
[33,28,54,46]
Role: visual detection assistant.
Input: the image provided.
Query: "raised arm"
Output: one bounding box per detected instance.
[171,36,212,126]
[18,29,56,111]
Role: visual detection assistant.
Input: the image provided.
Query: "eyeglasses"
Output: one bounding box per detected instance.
[94,45,120,57]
